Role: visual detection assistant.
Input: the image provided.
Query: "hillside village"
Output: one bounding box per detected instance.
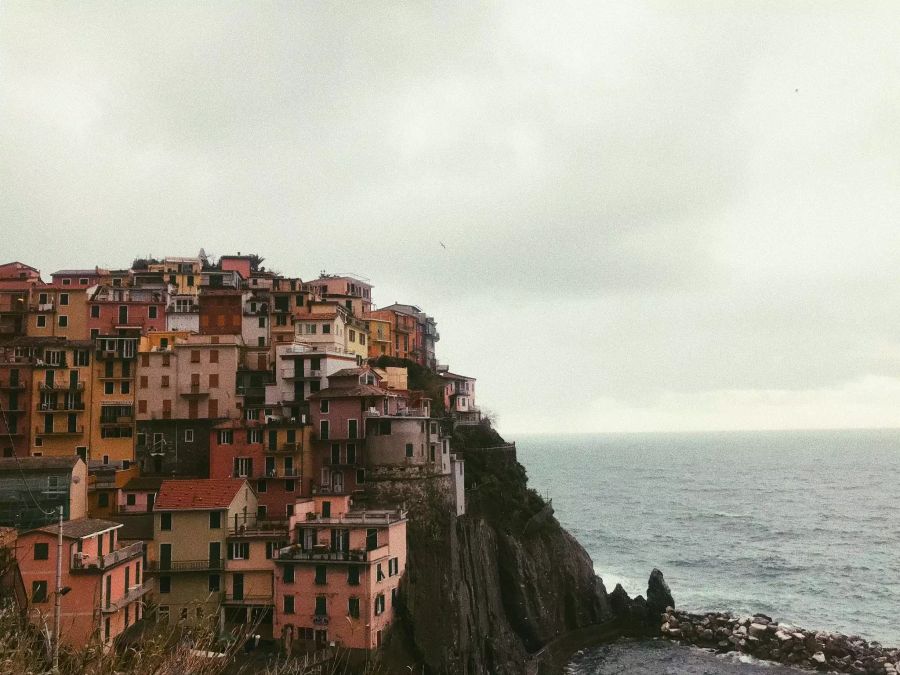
[0,254,483,659]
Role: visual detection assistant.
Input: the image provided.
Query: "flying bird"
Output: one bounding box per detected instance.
[439,241,447,250]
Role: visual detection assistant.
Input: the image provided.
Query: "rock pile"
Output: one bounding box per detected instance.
[660,608,900,674]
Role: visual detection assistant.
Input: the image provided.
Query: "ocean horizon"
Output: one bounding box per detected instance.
[516,428,900,647]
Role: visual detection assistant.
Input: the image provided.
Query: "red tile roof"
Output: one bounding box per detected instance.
[155,478,246,511]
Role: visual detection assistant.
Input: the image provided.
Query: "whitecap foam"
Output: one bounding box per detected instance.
[596,568,644,595]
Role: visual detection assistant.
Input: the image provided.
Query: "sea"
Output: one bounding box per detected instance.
[515,429,900,674]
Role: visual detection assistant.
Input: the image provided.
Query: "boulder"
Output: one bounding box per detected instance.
[608,583,632,618]
[749,623,769,638]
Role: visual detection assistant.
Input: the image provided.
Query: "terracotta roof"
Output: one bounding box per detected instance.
[35,518,121,539]
[155,478,246,511]
[330,367,380,379]
[116,513,154,541]
[309,384,390,399]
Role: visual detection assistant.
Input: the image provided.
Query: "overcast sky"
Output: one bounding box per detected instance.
[2,2,899,434]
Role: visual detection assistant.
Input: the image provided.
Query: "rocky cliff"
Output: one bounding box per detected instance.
[379,424,614,674]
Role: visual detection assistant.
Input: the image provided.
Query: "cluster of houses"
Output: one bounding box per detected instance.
[0,255,481,655]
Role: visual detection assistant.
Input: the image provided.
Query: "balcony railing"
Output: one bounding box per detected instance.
[275,545,389,563]
[73,541,143,571]
[228,519,289,538]
[101,582,150,613]
[148,558,224,573]
[39,381,85,392]
[365,407,428,418]
[223,593,274,605]
[35,425,84,436]
[0,380,26,390]
[38,403,85,412]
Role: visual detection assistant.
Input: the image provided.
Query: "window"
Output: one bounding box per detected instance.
[59,293,69,306]
[319,400,329,413]
[256,479,267,493]
[58,315,68,327]
[158,576,171,593]
[217,430,233,445]
[283,565,295,583]
[285,479,295,492]
[209,349,219,364]
[349,329,355,342]
[228,542,250,560]
[162,354,170,367]
[374,593,385,616]
[405,443,413,458]
[286,503,294,517]
[209,373,219,388]
[160,513,172,531]
[257,505,267,519]
[98,493,109,507]
[209,511,221,529]
[348,597,360,619]
[331,444,341,465]
[258,316,266,328]
[377,563,385,582]
[360,334,366,345]
[208,574,220,592]
[184,428,193,442]
[158,605,169,621]
[90,305,100,318]
[148,306,158,319]
[347,443,356,464]
[33,543,49,560]
[62,278,71,286]
[104,382,114,395]
[283,595,294,614]
[315,565,327,585]
[389,557,399,576]
[366,529,378,551]
[36,315,46,328]
[233,457,252,477]
[348,419,358,439]
[322,323,330,334]
[266,540,287,559]
[126,493,136,506]
[347,566,360,586]
[248,429,262,444]
[191,350,200,363]
[319,420,329,440]
[79,278,88,285]
[314,596,327,616]
[32,581,48,604]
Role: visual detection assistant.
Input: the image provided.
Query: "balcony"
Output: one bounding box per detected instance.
[35,425,84,436]
[30,302,55,312]
[180,385,209,398]
[265,442,296,454]
[222,593,274,605]
[72,541,143,571]
[39,381,84,392]
[0,380,26,390]
[275,545,389,563]
[100,415,134,425]
[148,558,224,573]
[228,517,289,538]
[39,403,86,412]
[101,581,151,613]
[312,614,329,626]
[365,407,428,418]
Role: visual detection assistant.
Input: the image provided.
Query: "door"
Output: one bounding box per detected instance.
[331,471,343,493]
[159,543,171,570]
[146,493,155,512]
[209,542,221,568]
[232,573,244,601]
[119,305,128,325]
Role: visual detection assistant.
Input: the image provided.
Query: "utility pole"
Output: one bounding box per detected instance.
[52,504,62,673]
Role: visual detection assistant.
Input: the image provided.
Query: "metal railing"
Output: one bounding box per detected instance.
[148,558,224,572]
[72,541,143,571]
[101,582,150,613]
[35,425,84,436]
[275,545,389,563]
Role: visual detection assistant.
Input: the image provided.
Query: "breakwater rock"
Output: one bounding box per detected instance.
[660,608,900,674]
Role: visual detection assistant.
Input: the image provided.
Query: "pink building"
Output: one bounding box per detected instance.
[273,495,406,652]
[87,286,167,337]
[17,518,148,648]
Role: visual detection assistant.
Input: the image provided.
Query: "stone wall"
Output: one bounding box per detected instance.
[661,608,900,674]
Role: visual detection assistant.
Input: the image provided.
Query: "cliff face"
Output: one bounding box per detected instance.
[381,426,612,674]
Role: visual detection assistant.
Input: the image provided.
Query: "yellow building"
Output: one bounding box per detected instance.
[90,336,139,464]
[27,286,91,341]
[148,257,202,297]
[150,478,260,624]
[29,339,94,461]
